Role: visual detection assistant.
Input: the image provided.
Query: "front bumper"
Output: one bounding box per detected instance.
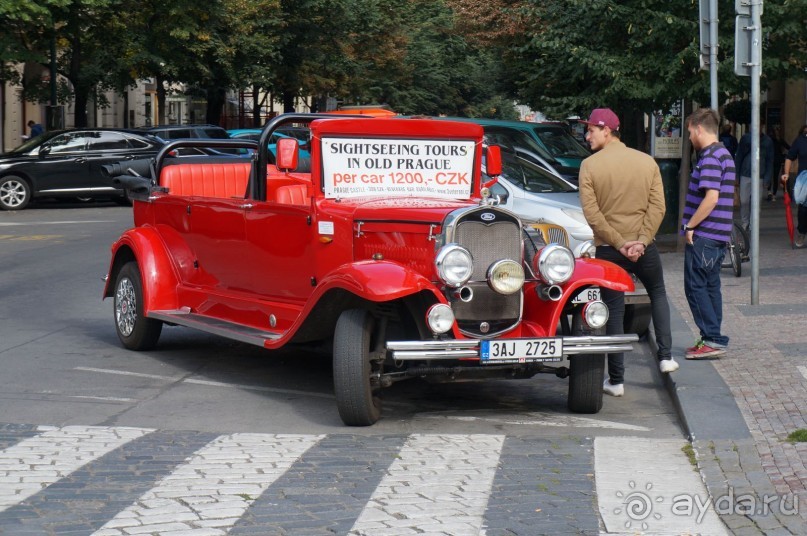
[387,334,638,361]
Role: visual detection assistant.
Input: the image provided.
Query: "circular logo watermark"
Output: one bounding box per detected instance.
[614,481,664,530]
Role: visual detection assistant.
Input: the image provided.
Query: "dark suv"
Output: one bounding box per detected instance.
[141,125,230,141]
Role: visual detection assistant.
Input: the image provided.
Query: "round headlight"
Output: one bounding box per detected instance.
[487,259,525,295]
[583,300,609,329]
[535,244,575,284]
[573,240,596,259]
[427,303,455,334]
[436,244,473,287]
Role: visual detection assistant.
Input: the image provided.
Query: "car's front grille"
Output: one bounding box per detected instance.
[448,208,522,337]
[533,223,569,248]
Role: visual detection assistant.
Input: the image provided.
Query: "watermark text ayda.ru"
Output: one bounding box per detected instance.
[616,481,798,530]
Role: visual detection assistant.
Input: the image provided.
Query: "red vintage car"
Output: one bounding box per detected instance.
[103,114,637,426]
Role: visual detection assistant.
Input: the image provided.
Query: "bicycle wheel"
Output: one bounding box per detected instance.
[727,240,742,277]
[732,222,750,260]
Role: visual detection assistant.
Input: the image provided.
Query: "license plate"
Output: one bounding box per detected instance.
[572,287,600,304]
[480,338,563,364]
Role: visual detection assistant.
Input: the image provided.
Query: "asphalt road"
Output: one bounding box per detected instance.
[0,200,682,438]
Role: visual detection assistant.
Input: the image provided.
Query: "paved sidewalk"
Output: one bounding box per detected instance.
[651,194,807,535]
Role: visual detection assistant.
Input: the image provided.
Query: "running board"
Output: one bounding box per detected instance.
[148,310,281,348]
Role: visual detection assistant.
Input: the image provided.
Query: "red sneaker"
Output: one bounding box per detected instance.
[685,343,726,360]
[685,339,702,354]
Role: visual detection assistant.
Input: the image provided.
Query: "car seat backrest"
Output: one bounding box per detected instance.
[275,184,309,205]
[160,162,252,198]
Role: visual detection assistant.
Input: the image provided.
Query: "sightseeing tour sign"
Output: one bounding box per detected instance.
[321,137,476,199]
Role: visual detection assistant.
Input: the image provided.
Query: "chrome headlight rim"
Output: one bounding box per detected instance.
[582,299,609,329]
[573,240,596,259]
[487,259,525,295]
[426,303,455,334]
[435,243,474,288]
[535,244,575,284]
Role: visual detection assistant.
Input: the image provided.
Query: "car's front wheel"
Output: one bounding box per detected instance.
[0,175,31,210]
[567,354,605,413]
[333,309,382,426]
[114,261,162,350]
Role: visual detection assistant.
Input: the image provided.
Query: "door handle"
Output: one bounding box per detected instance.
[75,158,87,163]
[239,203,254,210]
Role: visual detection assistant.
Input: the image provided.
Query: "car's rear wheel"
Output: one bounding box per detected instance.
[568,354,605,413]
[333,309,382,426]
[114,261,162,350]
[0,175,31,210]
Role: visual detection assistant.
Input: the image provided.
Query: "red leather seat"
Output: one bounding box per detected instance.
[275,184,309,205]
[160,163,251,198]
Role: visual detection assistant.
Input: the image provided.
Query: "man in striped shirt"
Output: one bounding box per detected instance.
[682,108,736,359]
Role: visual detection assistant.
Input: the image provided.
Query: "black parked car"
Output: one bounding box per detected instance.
[0,129,164,210]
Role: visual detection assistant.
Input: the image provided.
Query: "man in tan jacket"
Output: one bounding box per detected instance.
[578,108,677,398]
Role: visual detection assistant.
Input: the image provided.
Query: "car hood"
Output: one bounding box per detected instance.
[326,196,476,224]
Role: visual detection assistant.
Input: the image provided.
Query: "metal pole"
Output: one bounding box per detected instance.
[749,0,762,304]
[709,0,719,109]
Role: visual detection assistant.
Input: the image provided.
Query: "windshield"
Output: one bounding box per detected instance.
[530,126,591,158]
[7,131,61,154]
[500,155,577,193]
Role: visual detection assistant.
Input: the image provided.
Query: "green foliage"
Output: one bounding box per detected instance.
[723,99,751,125]
[2,0,805,125]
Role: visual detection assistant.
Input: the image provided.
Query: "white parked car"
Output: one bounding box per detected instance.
[484,152,593,253]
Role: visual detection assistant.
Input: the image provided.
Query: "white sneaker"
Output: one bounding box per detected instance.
[659,358,679,373]
[603,379,624,397]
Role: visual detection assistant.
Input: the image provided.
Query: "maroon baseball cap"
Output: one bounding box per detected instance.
[581,108,620,131]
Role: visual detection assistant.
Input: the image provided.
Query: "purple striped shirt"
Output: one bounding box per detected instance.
[683,142,736,242]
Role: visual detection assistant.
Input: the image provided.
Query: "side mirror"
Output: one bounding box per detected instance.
[276,137,299,171]
[485,145,502,177]
[482,145,502,189]
[39,144,51,156]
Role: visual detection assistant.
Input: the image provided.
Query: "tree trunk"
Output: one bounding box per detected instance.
[282,91,296,113]
[156,75,166,125]
[252,87,261,127]
[205,87,226,126]
[72,86,89,128]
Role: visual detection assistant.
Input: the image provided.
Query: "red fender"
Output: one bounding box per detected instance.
[314,260,439,301]
[524,258,635,335]
[103,226,184,313]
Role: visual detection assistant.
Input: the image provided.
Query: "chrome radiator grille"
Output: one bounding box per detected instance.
[449,209,522,337]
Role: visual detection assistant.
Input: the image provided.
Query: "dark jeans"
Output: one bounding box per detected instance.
[684,236,730,348]
[597,243,672,385]
[798,203,807,235]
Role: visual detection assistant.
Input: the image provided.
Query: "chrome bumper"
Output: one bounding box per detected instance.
[387,334,639,361]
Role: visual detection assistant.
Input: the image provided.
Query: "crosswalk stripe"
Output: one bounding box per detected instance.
[0,425,152,512]
[349,434,505,535]
[91,433,324,535]
[595,437,729,535]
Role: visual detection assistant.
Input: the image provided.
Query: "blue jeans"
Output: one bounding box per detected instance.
[684,236,730,348]
[597,243,672,386]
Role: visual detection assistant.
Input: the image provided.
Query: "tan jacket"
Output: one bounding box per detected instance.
[578,140,665,249]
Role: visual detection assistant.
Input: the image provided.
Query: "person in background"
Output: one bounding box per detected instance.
[682,108,736,359]
[781,124,807,247]
[27,120,44,138]
[770,125,790,199]
[735,124,774,231]
[578,107,677,399]
[719,123,738,158]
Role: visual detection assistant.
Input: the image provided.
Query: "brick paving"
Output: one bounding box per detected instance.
[658,195,807,534]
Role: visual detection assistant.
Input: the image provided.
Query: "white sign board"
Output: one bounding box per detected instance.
[321,137,476,199]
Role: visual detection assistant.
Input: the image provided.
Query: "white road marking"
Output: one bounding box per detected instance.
[92,433,324,536]
[797,365,807,382]
[0,426,152,512]
[74,366,336,400]
[0,220,116,226]
[420,410,652,431]
[595,437,728,535]
[349,434,504,535]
